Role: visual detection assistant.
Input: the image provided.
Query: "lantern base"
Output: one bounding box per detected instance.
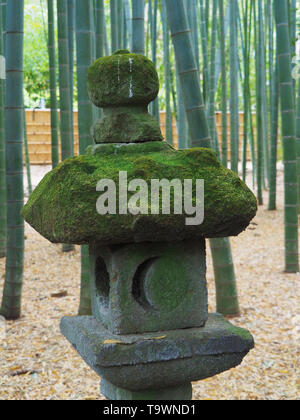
[101,379,192,401]
[60,313,254,400]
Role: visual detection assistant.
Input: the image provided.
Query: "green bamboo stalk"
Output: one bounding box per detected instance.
[268,61,279,211]
[131,0,144,55]
[57,0,74,253]
[210,237,240,316]
[110,0,119,52]
[254,0,263,204]
[219,0,227,167]
[176,68,188,150]
[229,0,239,174]
[95,0,104,58]
[161,1,173,145]
[1,0,6,55]
[258,0,269,188]
[275,0,299,273]
[0,0,25,320]
[165,0,210,148]
[297,78,300,212]
[208,0,218,153]
[199,0,210,104]
[0,1,6,258]
[240,0,249,181]
[268,1,279,211]
[47,0,59,169]
[117,0,123,50]
[75,0,94,315]
[67,0,75,156]
[166,0,240,317]
[149,0,159,122]
[123,0,132,51]
[23,108,32,195]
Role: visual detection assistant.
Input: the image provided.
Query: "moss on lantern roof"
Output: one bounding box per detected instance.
[87,50,159,108]
[22,142,257,245]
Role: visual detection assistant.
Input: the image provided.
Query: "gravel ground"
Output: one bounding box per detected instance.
[0,164,299,400]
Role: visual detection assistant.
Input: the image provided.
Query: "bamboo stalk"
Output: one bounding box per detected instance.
[208,0,218,152]
[166,0,240,317]
[229,0,239,174]
[131,0,144,55]
[0,0,25,320]
[254,0,263,205]
[110,0,118,52]
[165,0,210,148]
[47,0,59,169]
[23,108,32,195]
[57,0,75,253]
[275,0,299,273]
[268,4,279,211]
[219,0,228,167]
[199,0,210,104]
[75,0,94,315]
[95,0,105,58]
[161,0,172,145]
[0,1,6,258]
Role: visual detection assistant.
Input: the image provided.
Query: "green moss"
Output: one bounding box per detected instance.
[87,52,159,108]
[22,143,257,245]
[226,323,254,342]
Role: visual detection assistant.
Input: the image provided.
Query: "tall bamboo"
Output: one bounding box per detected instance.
[254,0,263,205]
[123,0,132,51]
[161,1,172,145]
[67,0,75,157]
[47,0,59,169]
[229,0,239,174]
[23,108,32,195]
[165,0,210,148]
[219,0,228,168]
[297,76,300,211]
[95,0,105,59]
[75,0,94,315]
[208,0,218,152]
[268,4,279,211]
[57,0,74,253]
[131,0,144,55]
[199,0,210,104]
[0,2,6,258]
[0,0,25,319]
[149,0,159,122]
[275,0,299,273]
[110,0,118,52]
[166,0,240,317]
[259,0,269,188]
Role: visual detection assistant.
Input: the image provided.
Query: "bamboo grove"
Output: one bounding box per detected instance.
[0,0,299,320]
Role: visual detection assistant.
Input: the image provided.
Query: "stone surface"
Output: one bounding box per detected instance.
[91,106,163,144]
[87,50,159,108]
[101,379,192,401]
[89,239,208,334]
[60,313,254,392]
[22,142,257,245]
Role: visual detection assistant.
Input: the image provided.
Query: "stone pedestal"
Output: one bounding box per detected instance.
[60,314,254,401]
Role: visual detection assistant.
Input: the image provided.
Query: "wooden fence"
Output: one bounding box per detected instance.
[24,109,252,165]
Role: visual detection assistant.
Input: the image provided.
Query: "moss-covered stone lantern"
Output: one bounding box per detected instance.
[22,50,257,401]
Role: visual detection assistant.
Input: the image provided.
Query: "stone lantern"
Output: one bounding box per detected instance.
[22,50,257,401]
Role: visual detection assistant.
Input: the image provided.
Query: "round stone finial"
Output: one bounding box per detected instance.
[87,50,159,108]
